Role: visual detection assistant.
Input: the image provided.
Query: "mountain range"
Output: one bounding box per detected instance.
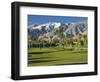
[28,21,87,40]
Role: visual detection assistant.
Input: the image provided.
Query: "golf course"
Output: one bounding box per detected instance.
[28,47,87,66]
[28,15,88,66]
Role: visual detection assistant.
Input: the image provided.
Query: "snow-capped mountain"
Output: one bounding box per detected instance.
[29,22,61,31]
[28,21,87,40]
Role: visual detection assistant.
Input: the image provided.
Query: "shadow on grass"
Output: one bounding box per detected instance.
[28,48,87,55]
[28,59,58,64]
[28,48,74,54]
[28,57,88,64]
[54,63,88,66]
[28,57,53,60]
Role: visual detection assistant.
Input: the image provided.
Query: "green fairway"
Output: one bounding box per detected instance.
[28,47,88,66]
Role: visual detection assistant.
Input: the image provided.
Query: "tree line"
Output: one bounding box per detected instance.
[28,27,87,50]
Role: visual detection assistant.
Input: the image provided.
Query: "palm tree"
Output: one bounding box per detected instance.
[43,34,51,47]
[52,35,60,47]
[38,34,51,49]
[49,33,53,48]
[83,32,87,46]
[55,27,65,48]
[38,35,44,49]
[28,35,32,48]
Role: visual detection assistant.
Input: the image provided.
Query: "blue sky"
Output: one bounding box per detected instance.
[28,15,87,26]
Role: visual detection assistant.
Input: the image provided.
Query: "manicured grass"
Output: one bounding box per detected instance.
[28,47,88,66]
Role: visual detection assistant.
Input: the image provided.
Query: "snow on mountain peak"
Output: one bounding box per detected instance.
[29,22,61,30]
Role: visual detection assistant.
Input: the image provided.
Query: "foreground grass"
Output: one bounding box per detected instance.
[28,47,88,66]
